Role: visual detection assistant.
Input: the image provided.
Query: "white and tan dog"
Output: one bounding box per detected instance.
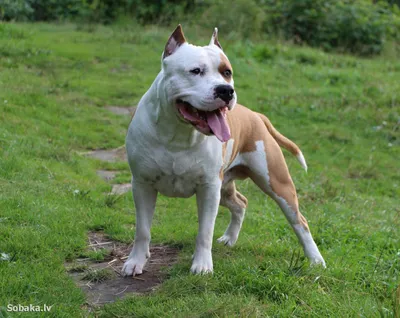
[123,25,325,276]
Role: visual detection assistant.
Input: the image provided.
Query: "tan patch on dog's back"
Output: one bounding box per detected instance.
[223,104,265,166]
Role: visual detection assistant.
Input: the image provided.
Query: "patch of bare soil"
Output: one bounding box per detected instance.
[96,170,117,181]
[111,183,132,195]
[82,146,127,162]
[66,232,179,306]
[105,106,135,116]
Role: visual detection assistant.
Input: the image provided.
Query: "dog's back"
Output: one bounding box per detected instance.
[224,104,306,171]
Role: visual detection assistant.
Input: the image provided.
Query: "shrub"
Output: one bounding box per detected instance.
[0,0,34,21]
[127,0,195,25]
[199,0,266,40]
[0,0,194,24]
[74,0,128,25]
[29,0,80,21]
[264,0,400,55]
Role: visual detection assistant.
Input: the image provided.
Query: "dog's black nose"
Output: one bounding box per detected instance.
[215,85,234,103]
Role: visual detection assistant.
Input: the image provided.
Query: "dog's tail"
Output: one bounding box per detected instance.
[258,113,307,172]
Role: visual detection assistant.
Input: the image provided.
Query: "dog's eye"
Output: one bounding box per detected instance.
[223,69,232,77]
[190,68,201,75]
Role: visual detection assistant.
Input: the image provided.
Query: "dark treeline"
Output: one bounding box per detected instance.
[1,0,399,55]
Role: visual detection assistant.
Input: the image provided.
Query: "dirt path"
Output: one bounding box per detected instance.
[66,232,179,307]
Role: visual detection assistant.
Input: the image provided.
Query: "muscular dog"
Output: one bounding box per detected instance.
[123,25,326,276]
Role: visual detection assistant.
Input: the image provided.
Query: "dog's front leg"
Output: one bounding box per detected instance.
[122,181,157,276]
[191,182,221,274]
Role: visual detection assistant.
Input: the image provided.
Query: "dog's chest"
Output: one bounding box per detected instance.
[153,172,198,198]
[130,141,222,198]
[151,155,203,197]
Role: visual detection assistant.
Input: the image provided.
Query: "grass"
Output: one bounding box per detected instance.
[82,268,115,283]
[0,22,399,317]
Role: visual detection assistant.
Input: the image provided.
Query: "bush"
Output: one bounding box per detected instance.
[199,0,266,40]
[29,0,87,22]
[75,0,129,25]
[0,0,194,24]
[0,0,34,21]
[0,0,132,23]
[264,0,400,55]
[127,0,195,25]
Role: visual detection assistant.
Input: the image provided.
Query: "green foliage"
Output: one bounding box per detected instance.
[198,0,400,55]
[264,0,400,55]
[127,0,194,25]
[199,0,266,40]
[28,0,80,21]
[0,0,33,21]
[75,0,134,25]
[1,0,399,55]
[0,0,122,23]
[82,268,115,282]
[0,0,194,24]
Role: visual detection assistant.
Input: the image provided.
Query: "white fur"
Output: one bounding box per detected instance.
[122,183,156,276]
[292,224,326,267]
[223,139,235,169]
[297,151,308,172]
[275,197,325,267]
[162,44,236,113]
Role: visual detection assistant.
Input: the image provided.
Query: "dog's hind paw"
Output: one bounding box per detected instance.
[310,256,326,268]
[217,234,237,247]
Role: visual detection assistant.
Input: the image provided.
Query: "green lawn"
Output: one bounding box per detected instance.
[0,22,399,317]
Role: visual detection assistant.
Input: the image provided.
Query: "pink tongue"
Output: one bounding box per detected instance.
[206,109,231,142]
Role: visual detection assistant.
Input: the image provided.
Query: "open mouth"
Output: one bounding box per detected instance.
[176,99,231,142]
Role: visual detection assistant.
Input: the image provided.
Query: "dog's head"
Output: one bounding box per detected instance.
[162,25,236,142]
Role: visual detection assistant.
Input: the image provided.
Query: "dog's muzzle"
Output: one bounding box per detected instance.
[176,99,231,142]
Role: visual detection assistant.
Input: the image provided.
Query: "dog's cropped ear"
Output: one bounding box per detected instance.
[209,27,222,50]
[163,24,186,59]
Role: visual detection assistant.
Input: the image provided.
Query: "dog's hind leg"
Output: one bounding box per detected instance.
[243,139,326,267]
[218,181,248,246]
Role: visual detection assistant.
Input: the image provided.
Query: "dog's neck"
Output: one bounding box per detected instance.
[140,71,207,150]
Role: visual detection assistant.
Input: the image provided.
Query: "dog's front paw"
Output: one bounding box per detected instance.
[190,252,213,274]
[217,233,238,247]
[122,255,148,276]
